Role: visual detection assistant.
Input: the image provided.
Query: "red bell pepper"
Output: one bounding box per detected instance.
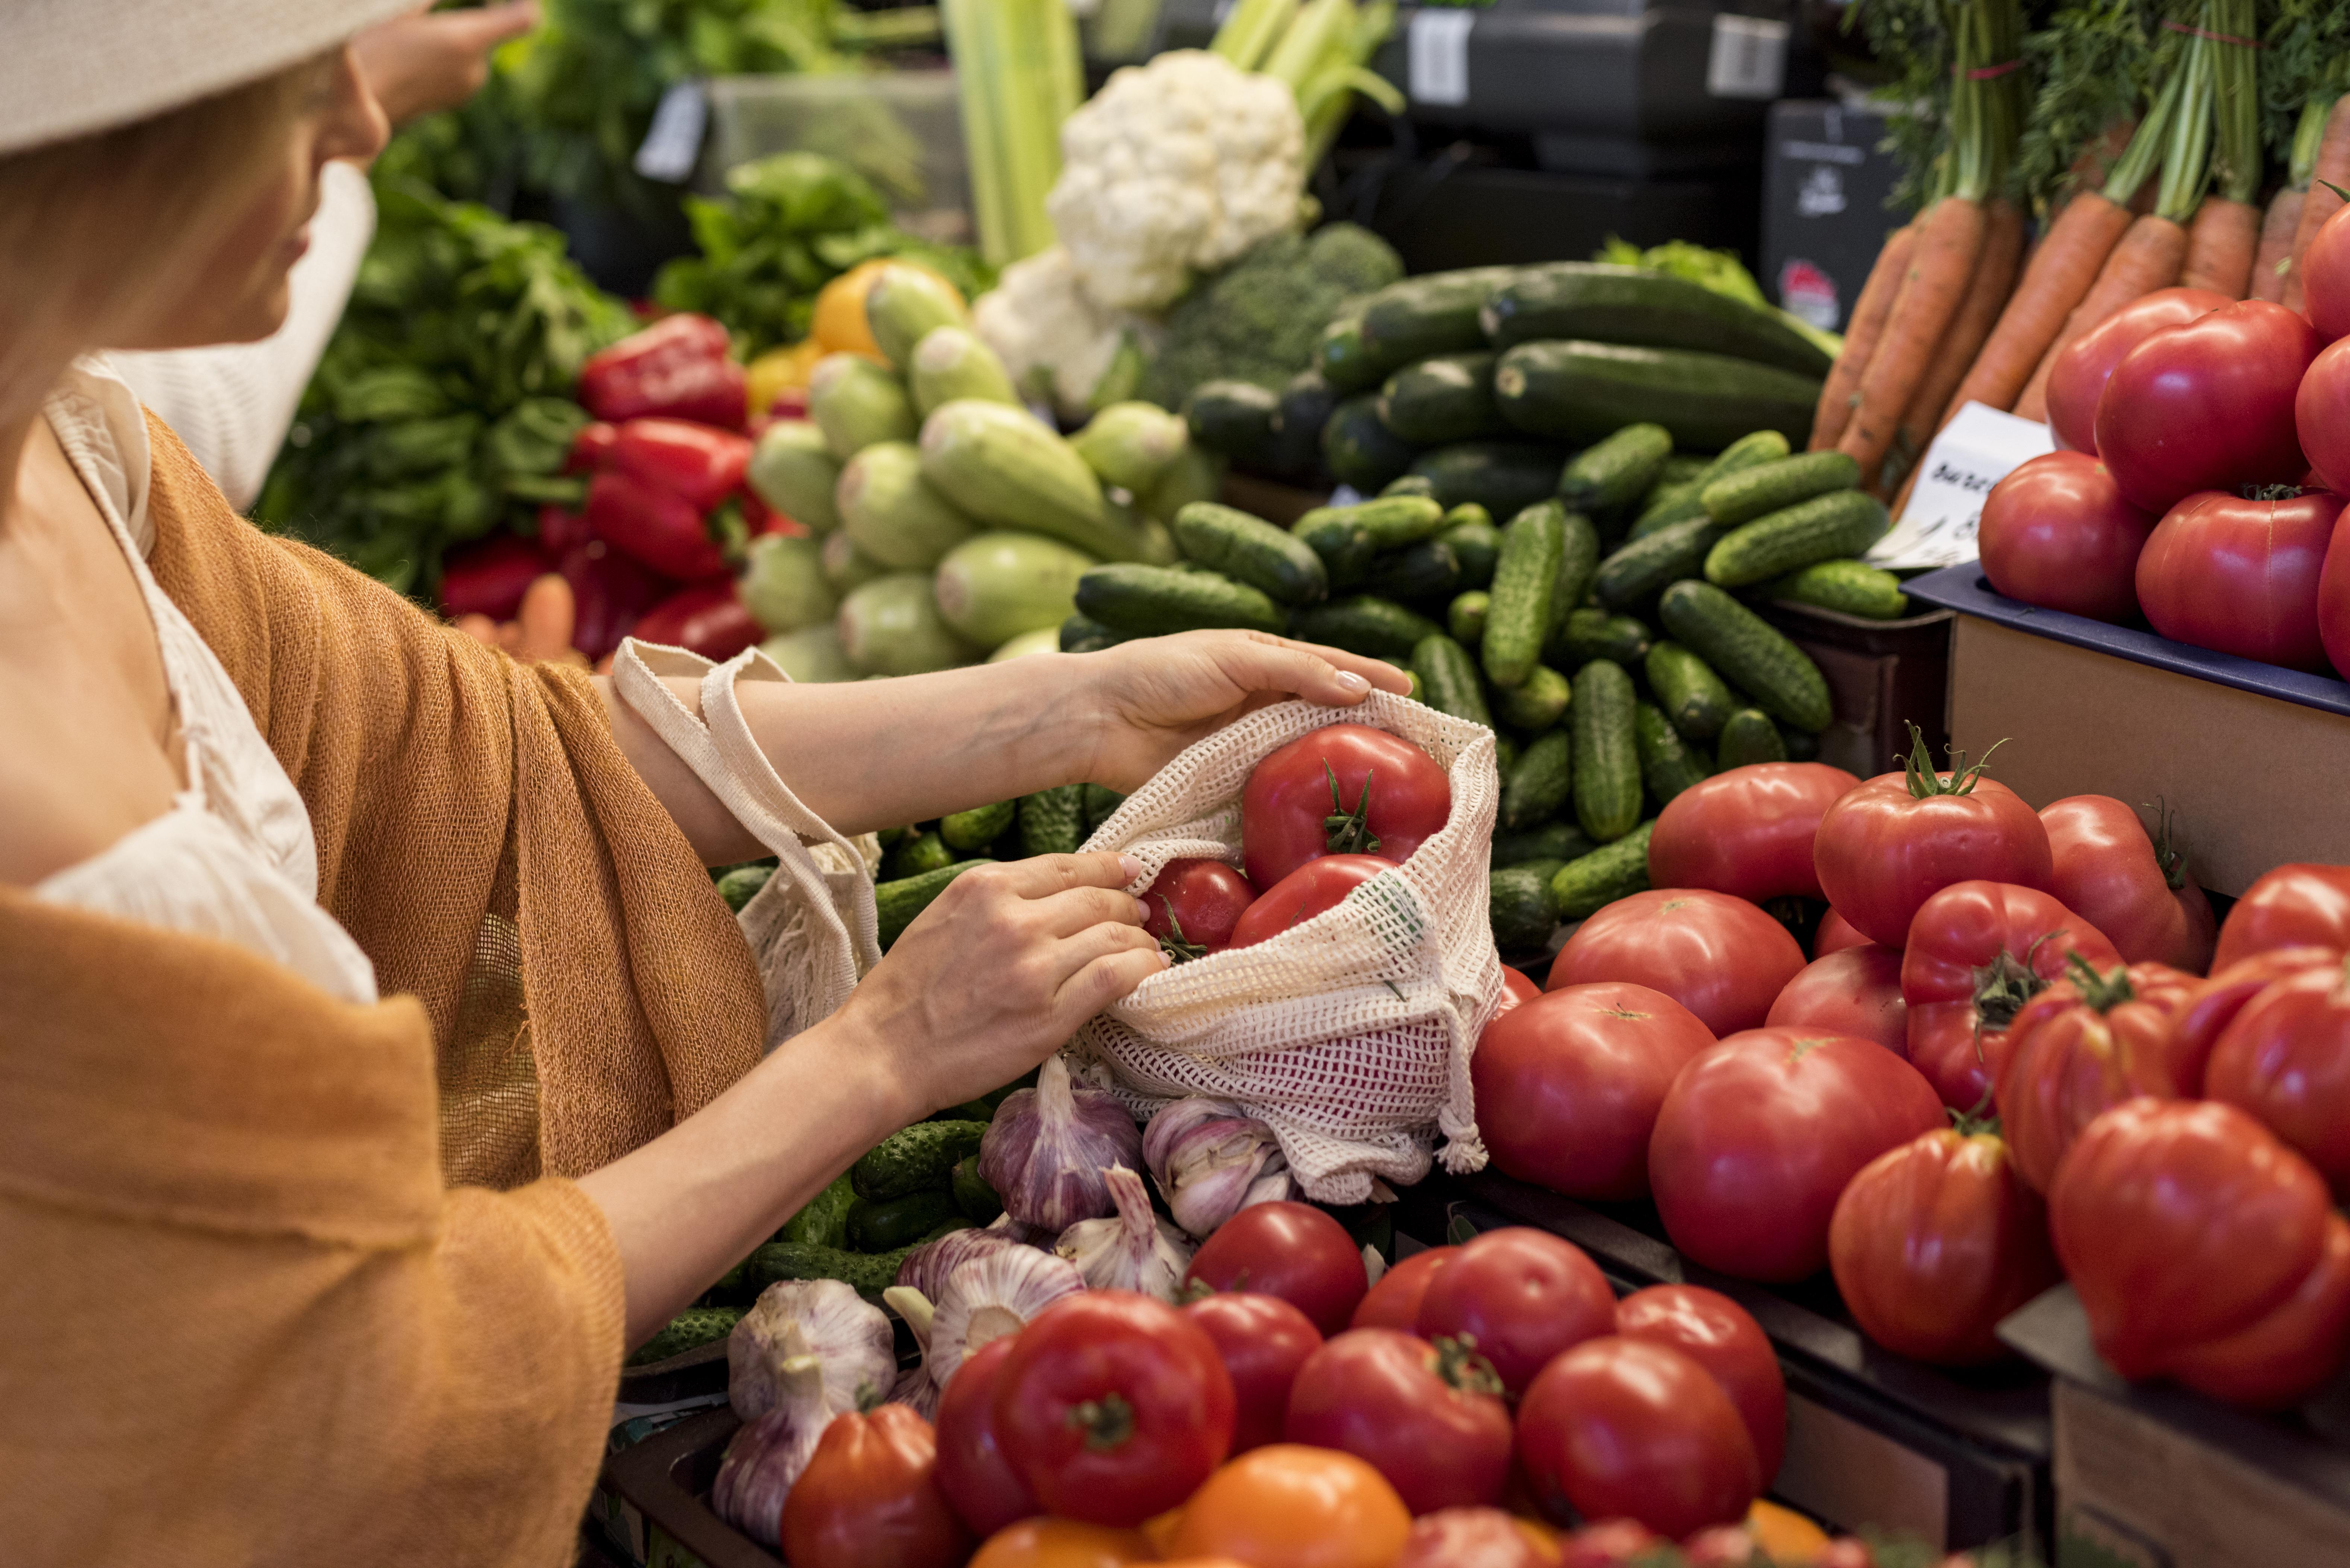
[538,503,592,557]
[577,314,746,430]
[438,535,555,623]
[586,468,730,582]
[610,418,753,513]
[567,421,619,474]
[631,580,764,662]
[559,540,668,663]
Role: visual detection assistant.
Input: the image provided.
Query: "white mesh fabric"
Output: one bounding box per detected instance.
[1073,690,1501,1203]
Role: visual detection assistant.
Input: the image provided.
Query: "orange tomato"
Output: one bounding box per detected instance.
[1745,1499,1832,1564]
[1169,1445,1412,1568]
[967,1518,1154,1568]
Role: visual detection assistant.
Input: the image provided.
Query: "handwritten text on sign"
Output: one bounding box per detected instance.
[1868,401,2055,571]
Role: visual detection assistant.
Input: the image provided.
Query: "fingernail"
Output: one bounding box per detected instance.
[1118,853,1146,882]
[1335,670,1370,695]
[1134,896,1154,922]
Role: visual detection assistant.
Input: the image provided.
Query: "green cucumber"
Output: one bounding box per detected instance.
[1630,478,1706,537]
[1082,785,1126,836]
[1409,442,1571,521]
[1440,511,1501,588]
[1326,268,1520,391]
[1480,265,1837,376]
[1492,822,1596,868]
[1493,731,1520,775]
[1593,513,1729,609]
[885,830,955,880]
[1172,501,1329,604]
[1386,660,1423,702]
[1495,664,1571,732]
[1553,508,1603,631]
[1700,450,1862,526]
[1658,580,1834,732]
[1059,612,1121,652]
[1272,369,1341,478]
[1323,394,1420,492]
[1644,642,1737,743]
[951,1157,1003,1224]
[1658,454,1709,485]
[1634,701,1711,802]
[1570,660,1642,843]
[852,1119,990,1201]
[1447,590,1490,645]
[1316,313,1378,394]
[846,1189,963,1251]
[1287,597,1442,659]
[1504,729,1573,830]
[751,1240,920,1297]
[1293,495,1450,587]
[1075,564,1286,636]
[1716,708,1790,768]
[1382,475,1439,498]
[1184,379,1283,468]
[628,1306,745,1367]
[1766,559,1910,620]
[1490,866,1562,954]
[940,800,1015,852]
[1019,785,1086,856]
[717,863,774,913]
[1551,608,1652,670]
[1411,634,1493,727]
[1359,540,1461,603]
[1494,342,1820,453]
[1483,500,1569,687]
[780,1172,857,1249]
[1379,352,1505,444]
[877,859,993,949]
[1558,423,1674,519]
[1705,491,1893,589]
[1550,821,1656,920]
[1637,431,1793,536]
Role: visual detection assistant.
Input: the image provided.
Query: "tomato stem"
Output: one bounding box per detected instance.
[1156,900,1210,964]
[1969,946,2049,1031]
[1322,760,1383,856]
[1947,1097,2004,1138]
[1428,1333,1506,1398]
[1067,1391,1137,1452]
[2142,796,2190,892]
[1897,720,2007,799]
[2067,949,2135,1012]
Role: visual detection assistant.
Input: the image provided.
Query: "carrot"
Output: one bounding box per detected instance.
[2254,185,2306,302]
[1888,199,2027,489]
[2285,95,2350,311]
[2180,196,2261,298]
[1839,196,1988,483]
[2013,213,2187,422]
[1810,225,1916,451]
[1941,193,2133,421]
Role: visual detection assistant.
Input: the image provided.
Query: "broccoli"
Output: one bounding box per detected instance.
[1140,222,1404,412]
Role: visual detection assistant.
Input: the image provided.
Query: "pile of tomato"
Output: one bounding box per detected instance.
[1472,743,2350,1405]
[1979,196,2350,675]
[773,1196,1917,1568]
[1136,724,1452,957]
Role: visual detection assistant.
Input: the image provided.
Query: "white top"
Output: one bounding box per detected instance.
[112,160,376,512]
[32,359,381,1006]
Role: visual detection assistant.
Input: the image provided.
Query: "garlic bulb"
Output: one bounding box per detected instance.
[1142,1096,1298,1238]
[894,1224,1024,1301]
[1055,1164,1196,1300]
[728,1278,895,1423]
[889,1360,942,1420]
[979,1052,1144,1231]
[928,1244,1085,1389]
[710,1355,829,1547]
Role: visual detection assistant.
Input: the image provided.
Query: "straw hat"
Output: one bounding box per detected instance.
[0,0,422,155]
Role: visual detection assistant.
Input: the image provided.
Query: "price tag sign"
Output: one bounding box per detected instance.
[635,80,709,183]
[1868,401,2055,570]
[1408,9,1475,108]
[1707,15,1789,100]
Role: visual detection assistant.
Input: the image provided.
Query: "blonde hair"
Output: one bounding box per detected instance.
[0,60,317,427]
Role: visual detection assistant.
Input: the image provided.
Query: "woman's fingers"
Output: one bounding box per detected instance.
[1030,884,1152,938]
[1053,936,1171,1025]
[985,850,1145,899]
[1220,631,1413,704]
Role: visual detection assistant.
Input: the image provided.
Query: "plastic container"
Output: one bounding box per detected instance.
[1757,595,1955,780]
[700,71,973,246]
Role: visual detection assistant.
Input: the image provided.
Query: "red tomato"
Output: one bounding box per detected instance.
[1395,1509,1555,1568]
[1183,1201,1367,1336]
[1495,966,1543,1014]
[2319,497,2350,676]
[933,1336,1039,1539]
[2049,1100,2333,1383]
[2160,1213,2350,1410]
[1473,982,1717,1200]
[2205,957,2350,1196]
[2298,337,2350,495]
[1977,452,2157,623]
[2214,863,2350,968]
[1140,859,1257,958]
[1182,1293,1322,1455]
[1351,1245,1457,1331]
[1516,1338,1760,1540]
[2095,301,2318,513]
[1226,854,1393,949]
[1284,1329,1514,1514]
[781,1404,971,1568]
[1827,1128,2061,1366]
[1812,739,2053,949]
[1239,723,1450,889]
[2135,488,2342,670]
[2168,946,2345,1095]
[1545,889,1806,1036]
[1414,1227,1616,1395]
[1765,945,1907,1055]
[2306,201,2350,340]
[1995,959,2199,1192]
[1899,880,2122,1112]
[2045,287,2232,454]
[1645,763,1860,902]
[1814,909,1869,958]
[634,579,766,662]
[1648,1027,1946,1281]
[993,1291,1236,1526]
[2040,796,2216,973]
[1613,1286,1786,1482]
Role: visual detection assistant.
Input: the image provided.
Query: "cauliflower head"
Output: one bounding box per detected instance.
[1046,50,1306,314]
[973,247,1161,423]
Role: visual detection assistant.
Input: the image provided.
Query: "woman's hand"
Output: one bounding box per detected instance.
[1082,630,1415,793]
[832,852,1165,1121]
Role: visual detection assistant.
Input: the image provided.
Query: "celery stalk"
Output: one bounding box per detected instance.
[1213,0,1300,70]
[1264,0,1352,94]
[945,0,1073,265]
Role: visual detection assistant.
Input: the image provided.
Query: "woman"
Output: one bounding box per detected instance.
[0,5,1406,1563]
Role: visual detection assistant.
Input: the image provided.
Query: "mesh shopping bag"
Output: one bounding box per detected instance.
[1074,689,1504,1204]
